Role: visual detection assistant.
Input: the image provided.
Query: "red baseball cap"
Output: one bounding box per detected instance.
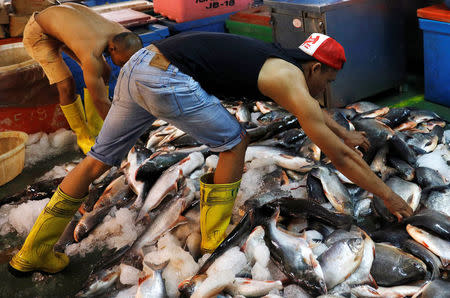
[299,33,346,70]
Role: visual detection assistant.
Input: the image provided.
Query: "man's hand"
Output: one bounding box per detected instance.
[343,131,370,152]
[382,193,414,221]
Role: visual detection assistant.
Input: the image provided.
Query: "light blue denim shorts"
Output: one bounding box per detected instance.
[89,47,245,166]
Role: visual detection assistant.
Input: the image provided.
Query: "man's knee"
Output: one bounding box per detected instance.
[229,132,250,154]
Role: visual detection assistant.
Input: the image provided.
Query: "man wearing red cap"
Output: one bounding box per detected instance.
[10,32,413,275]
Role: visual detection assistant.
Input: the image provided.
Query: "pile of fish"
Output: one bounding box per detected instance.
[2,100,450,298]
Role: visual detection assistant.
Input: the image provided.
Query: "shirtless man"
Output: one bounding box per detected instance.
[22,3,142,153]
[10,32,413,275]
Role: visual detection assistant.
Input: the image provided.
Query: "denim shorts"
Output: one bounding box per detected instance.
[89,47,245,166]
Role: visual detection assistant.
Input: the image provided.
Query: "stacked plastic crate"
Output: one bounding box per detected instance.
[153,0,252,34]
[226,5,273,42]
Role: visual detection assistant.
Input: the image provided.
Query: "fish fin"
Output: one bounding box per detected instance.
[143,259,170,272]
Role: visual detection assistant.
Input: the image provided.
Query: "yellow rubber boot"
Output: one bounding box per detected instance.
[84,88,104,138]
[9,187,86,274]
[60,95,95,154]
[200,173,241,253]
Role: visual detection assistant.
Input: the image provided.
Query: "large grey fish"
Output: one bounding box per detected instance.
[132,180,195,257]
[352,118,395,162]
[404,132,439,153]
[75,265,121,297]
[370,243,427,286]
[169,134,202,147]
[401,239,442,280]
[54,212,81,252]
[263,207,327,295]
[240,189,292,215]
[225,278,283,297]
[369,224,411,248]
[318,237,364,289]
[125,145,153,208]
[74,175,134,242]
[311,166,353,215]
[417,280,450,298]
[377,107,411,128]
[387,156,415,181]
[346,101,380,113]
[385,177,421,211]
[388,134,417,165]
[241,226,268,266]
[343,231,376,287]
[136,260,169,298]
[256,109,292,125]
[416,167,447,188]
[423,185,450,216]
[408,109,442,124]
[81,166,122,214]
[136,151,203,222]
[404,209,450,241]
[406,224,450,267]
[326,108,354,131]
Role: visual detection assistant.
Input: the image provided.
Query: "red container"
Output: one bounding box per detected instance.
[417,4,450,23]
[0,103,69,134]
[229,5,271,26]
[153,0,252,22]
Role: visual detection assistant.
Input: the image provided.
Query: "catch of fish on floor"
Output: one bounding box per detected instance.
[1,99,450,298]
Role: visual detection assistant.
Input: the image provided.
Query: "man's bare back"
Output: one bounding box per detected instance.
[35,3,127,64]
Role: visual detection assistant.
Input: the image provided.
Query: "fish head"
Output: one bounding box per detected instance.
[347,237,364,254]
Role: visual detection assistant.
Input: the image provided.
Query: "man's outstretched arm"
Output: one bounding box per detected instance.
[258,58,413,220]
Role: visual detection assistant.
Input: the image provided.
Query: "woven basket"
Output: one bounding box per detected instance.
[0,131,28,186]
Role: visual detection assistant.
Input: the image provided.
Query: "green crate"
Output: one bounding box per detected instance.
[226,19,273,42]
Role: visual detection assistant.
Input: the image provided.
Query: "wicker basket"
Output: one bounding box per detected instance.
[0,131,28,186]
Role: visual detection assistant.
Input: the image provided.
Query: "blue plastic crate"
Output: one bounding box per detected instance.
[62,24,169,99]
[419,18,450,107]
[159,12,236,34]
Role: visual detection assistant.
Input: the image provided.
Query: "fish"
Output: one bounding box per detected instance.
[263,206,327,295]
[377,107,411,128]
[394,120,418,132]
[388,134,417,166]
[136,260,169,298]
[352,118,395,162]
[124,145,153,208]
[132,180,195,257]
[385,177,421,211]
[318,237,364,289]
[406,224,450,267]
[416,279,450,298]
[422,185,450,217]
[169,134,202,147]
[54,212,81,252]
[404,132,439,153]
[415,167,447,188]
[326,108,354,131]
[311,166,354,215]
[146,125,180,149]
[1,176,64,206]
[81,167,122,214]
[75,265,121,297]
[136,151,204,222]
[272,198,353,230]
[403,209,450,241]
[346,101,380,113]
[370,243,427,286]
[235,103,251,123]
[351,284,422,297]
[225,278,283,297]
[256,109,292,125]
[178,274,207,298]
[255,101,281,114]
[343,231,376,287]
[387,156,415,181]
[408,109,442,124]
[74,175,134,242]
[369,223,412,248]
[324,226,362,247]
[401,239,442,280]
[354,106,390,120]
